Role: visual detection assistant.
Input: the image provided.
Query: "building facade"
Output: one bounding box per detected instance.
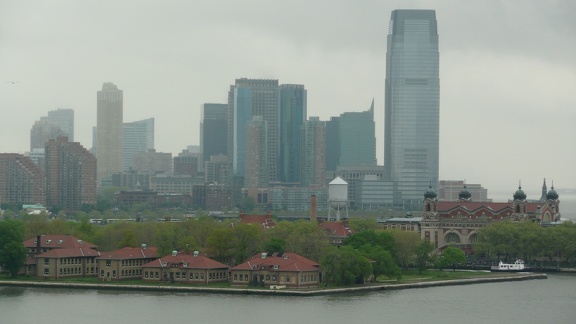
[96,82,123,184]
[0,153,46,206]
[98,246,158,281]
[384,10,440,204]
[44,137,97,210]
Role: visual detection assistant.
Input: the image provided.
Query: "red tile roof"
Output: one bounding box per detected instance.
[230,252,319,272]
[24,235,97,250]
[38,247,101,258]
[239,214,276,229]
[99,247,158,260]
[319,221,354,237]
[142,253,228,270]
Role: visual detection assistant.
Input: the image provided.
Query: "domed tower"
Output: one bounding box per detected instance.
[511,182,527,221]
[458,184,472,202]
[546,180,560,220]
[422,184,438,221]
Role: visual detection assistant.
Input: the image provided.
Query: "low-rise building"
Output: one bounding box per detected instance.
[36,247,100,279]
[230,252,320,288]
[97,246,158,281]
[142,251,229,284]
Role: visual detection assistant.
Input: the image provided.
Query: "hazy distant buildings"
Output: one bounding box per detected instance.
[0,153,46,206]
[325,116,340,172]
[45,137,96,210]
[204,154,229,185]
[300,117,326,187]
[438,180,490,202]
[47,109,74,141]
[278,84,307,183]
[174,156,198,177]
[384,10,439,204]
[30,119,66,150]
[201,103,228,165]
[132,149,172,174]
[96,82,123,184]
[123,118,154,171]
[30,109,74,151]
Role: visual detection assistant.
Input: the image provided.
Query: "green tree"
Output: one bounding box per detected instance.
[390,230,421,270]
[348,218,378,232]
[206,227,235,262]
[369,246,401,280]
[414,240,436,273]
[0,220,28,277]
[232,223,261,264]
[262,237,286,254]
[319,245,372,285]
[438,246,466,271]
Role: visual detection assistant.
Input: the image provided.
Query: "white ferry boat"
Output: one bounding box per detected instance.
[491,259,527,271]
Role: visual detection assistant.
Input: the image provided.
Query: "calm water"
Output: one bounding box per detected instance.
[1,273,575,324]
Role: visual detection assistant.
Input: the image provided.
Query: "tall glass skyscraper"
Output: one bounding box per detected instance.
[384,9,439,204]
[339,100,376,167]
[278,84,307,183]
[201,103,228,167]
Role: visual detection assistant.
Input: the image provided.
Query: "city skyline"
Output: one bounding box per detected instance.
[1,1,575,196]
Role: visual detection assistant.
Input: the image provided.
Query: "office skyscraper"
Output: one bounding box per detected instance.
[123,118,154,171]
[384,9,439,203]
[96,82,123,184]
[278,84,307,183]
[201,103,228,165]
[230,79,279,182]
[339,100,376,167]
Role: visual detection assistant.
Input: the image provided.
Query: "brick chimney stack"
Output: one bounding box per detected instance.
[310,194,317,223]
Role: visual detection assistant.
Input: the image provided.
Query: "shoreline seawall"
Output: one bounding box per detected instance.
[0,273,546,296]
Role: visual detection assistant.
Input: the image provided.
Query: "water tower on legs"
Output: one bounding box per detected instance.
[328,177,348,221]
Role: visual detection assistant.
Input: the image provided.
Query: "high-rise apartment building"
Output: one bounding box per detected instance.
[96,82,123,184]
[325,116,340,172]
[244,116,268,189]
[278,84,307,183]
[123,118,154,171]
[47,108,74,141]
[300,117,326,187]
[201,103,228,165]
[384,9,439,203]
[45,137,97,210]
[230,79,279,183]
[339,100,376,167]
[0,153,46,206]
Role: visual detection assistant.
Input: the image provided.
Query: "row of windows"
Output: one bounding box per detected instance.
[43,267,95,275]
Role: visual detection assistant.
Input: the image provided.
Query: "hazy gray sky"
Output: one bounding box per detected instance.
[1,0,575,198]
